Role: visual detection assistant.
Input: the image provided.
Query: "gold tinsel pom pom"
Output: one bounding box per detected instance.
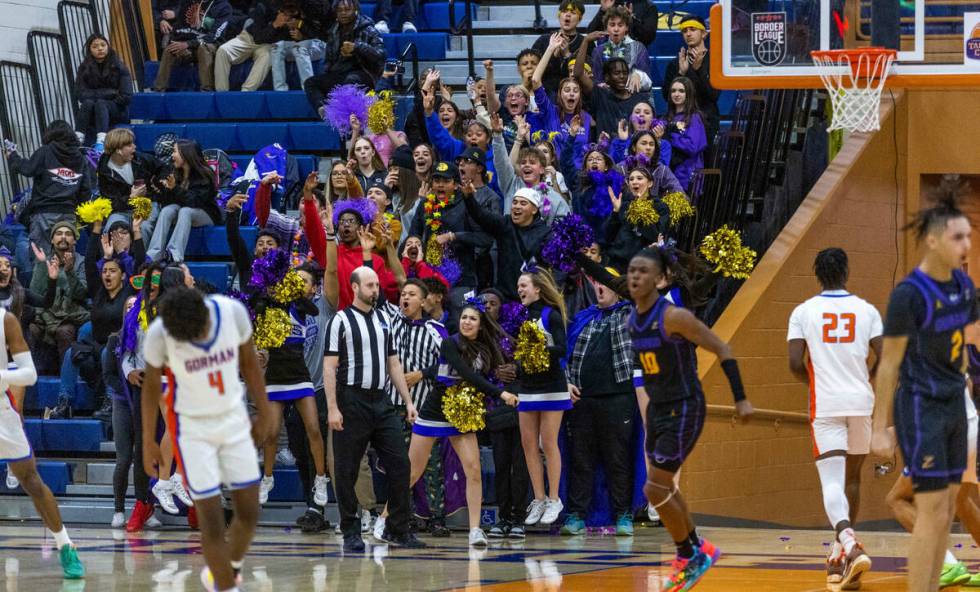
[662,192,695,226]
[129,196,152,220]
[425,234,443,266]
[367,90,396,135]
[625,197,659,227]
[76,197,113,224]
[269,270,306,304]
[514,320,550,374]
[699,225,757,280]
[254,307,291,349]
[442,382,486,433]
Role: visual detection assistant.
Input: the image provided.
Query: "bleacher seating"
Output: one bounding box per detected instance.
[24,419,104,453]
[0,462,72,495]
[26,378,95,413]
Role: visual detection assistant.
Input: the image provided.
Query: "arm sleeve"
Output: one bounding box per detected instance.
[689,61,720,103]
[440,339,503,398]
[425,112,463,161]
[1,351,37,387]
[558,134,579,194]
[883,284,922,337]
[115,65,133,106]
[85,230,101,298]
[493,134,518,212]
[303,198,327,268]
[573,251,629,299]
[546,307,567,359]
[7,148,47,177]
[131,236,147,267]
[142,320,168,368]
[225,207,252,281]
[255,182,272,227]
[463,192,507,234]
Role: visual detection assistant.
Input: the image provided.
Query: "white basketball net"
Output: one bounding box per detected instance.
[811,50,896,133]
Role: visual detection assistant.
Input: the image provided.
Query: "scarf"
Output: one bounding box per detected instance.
[565,301,633,385]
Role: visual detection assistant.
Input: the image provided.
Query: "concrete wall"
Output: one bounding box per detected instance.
[0,0,62,63]
[685,88,980,527]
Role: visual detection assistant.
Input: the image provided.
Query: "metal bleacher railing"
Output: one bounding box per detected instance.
[0,62,44,211]
[58,1,100,82]
[27,31,78,130]
[448,0,476,78]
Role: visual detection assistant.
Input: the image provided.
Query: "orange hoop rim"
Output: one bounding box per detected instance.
[810,47,898,79]
[809,47,898,61]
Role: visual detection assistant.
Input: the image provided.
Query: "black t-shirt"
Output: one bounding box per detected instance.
[884,269,978,399]
[587,86,650,138]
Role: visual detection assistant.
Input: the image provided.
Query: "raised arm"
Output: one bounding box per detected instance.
[574,31,604,97]
[484,60,501,116]
[461,179,508,234]
[224,194,253,283]
[532,33,564,90]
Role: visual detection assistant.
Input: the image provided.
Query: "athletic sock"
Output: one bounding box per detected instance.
[687,529,701,548]
[945,550,958,565]
[837,527,857,555]
[828,540,842,560]
[675,538,695,559]
[230,560,243,571]
[51,528,72,550]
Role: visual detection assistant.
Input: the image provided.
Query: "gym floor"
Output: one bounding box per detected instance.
[0,523,962,591]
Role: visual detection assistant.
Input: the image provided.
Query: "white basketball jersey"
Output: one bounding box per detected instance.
[787,290,883,418]
[143,295,253,418]
[0,308,9,412]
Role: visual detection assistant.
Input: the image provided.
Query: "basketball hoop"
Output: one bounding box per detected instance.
[810,47,897,133]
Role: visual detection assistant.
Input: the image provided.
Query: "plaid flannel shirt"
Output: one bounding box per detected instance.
[567,302,633,386]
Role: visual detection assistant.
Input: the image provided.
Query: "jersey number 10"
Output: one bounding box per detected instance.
[639,352,660,375]
[822,313,856,344]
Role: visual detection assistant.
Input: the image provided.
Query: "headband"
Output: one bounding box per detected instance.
[464,296,487,313]
[558,2,584,16]
[679,19,706,32]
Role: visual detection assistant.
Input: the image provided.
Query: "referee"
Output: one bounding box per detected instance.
[324,266,426,552]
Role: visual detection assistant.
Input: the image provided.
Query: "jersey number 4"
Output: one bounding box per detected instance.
[208,371,226,395]
[822,313,855,344]
[639,352,660,375]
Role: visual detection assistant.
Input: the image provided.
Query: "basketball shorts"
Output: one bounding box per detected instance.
[810,415,872,458]
[964,392,978,484]
[895,389,966,493]
[170,405,260,500]
[0,402,31,463]
[646,395,706,473]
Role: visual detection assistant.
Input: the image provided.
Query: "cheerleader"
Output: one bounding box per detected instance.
[514,268,571,526]
[409,298,517,546]
[605,165,685,272]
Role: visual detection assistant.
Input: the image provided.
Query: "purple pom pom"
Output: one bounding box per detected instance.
[333,198,378,227]
[249,248,291,290]
[587,169,623,219]
[225,289,257,321]
[323,84,376,135]
[499,302,528,337]
[434,254,461,286]
[541,214,595,273]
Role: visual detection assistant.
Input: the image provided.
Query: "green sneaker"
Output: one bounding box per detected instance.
[940,562,971,588]
[964,570,980,587]
[615,513,634,536]
[59,545,85,579]
[560,514,586,535]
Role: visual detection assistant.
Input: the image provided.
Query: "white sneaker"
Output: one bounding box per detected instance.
[259,475,274,505]
[313,474,329,507]
[170,474,193,507]
[5,471,18,489]
[373,515,387,541]
[334,523,342,535]
[146,516,162,528]
[525,499,546,525]
[469,527,488,547]
[361,509,374,534]
[152,479,179,515]
[111,512,126,528]
[375,20,390,34]
[276,447,296,467]
[647,503,661,523]
[403,22,417,33]
[540,498,563,525]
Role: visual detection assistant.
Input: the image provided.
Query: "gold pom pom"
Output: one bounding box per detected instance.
[442,382,486,433]
[699,225,757,280]
[625,197,660,227]
[367,90,396,135]
[425,234,443,266]
[129,196,152,220]
[514,321,550,374]
[662,192,695,226]
[76,197,113,224]
[269,270,306,304]
[254,307,291,349]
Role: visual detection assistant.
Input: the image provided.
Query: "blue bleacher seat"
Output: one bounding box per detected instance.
[185,225,257,258]
[649,30,683,57]
[718,91,737,118]
[130,93,166,121]
[25,378,95,413]
[132,124,187,152]
[237,123,290,153]
[294,155,318,179]
[230,155,253,173]
[288,122,340,151]
[144,61,201,91]
[215,92,269,120]
[383,32,448,61]
[264,91,318,120]
[164,92,217,120]
[422,1,477,29]
[184,123,240,151]
[0,461,71,495]
[24,419,103,453]
[185,262,230,292]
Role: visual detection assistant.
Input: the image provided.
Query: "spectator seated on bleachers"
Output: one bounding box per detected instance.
[75,34,132,151]
[587,0,659,47]
[272,38,327,91]
[661,15,720,145]
[372,0,418,34]
[530,1,596,97]
[98,128,166,241]
[152,0,233,92]
[305,0,386,117]
[590,5,652,94]
[29,223,89,377]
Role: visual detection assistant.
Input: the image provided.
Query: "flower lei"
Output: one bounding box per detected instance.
[528,182,552,217]
[423,192,450,232]
[290,228,306,267]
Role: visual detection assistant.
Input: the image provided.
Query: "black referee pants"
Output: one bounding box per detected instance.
[565,392,636,517]
[333,385,411,538]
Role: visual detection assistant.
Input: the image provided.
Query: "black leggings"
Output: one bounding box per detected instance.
[112,395,150,512]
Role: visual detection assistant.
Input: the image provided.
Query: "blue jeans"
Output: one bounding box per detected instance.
[59,322,93,398]
[271,39,326,91]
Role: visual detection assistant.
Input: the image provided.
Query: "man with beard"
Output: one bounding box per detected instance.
[28,222,89,375]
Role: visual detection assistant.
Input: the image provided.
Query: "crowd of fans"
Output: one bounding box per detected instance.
[1,0,729,541]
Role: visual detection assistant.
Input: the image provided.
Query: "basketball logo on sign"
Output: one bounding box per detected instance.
[751,12,787,66]
[967,23,980,60]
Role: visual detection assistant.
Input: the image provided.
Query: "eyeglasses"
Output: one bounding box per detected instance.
[338,217,359,226]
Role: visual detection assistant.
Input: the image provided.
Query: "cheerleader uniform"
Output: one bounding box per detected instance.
[412,336,504,438]
[265,300,318,401]
[514,301,572,412]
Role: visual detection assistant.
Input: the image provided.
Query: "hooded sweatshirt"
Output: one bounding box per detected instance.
[9,144,92,217]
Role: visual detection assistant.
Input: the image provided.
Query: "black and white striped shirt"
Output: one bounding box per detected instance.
[325,304,396,390]
[379,301,447,408]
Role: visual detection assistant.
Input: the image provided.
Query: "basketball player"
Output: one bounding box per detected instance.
[872,199,977,592]
[142,287,274,592]
[787,248,880,588]
[0,308,84,579]
[628,247,753,590]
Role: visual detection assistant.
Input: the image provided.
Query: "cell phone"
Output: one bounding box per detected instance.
[384,59,401,74]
